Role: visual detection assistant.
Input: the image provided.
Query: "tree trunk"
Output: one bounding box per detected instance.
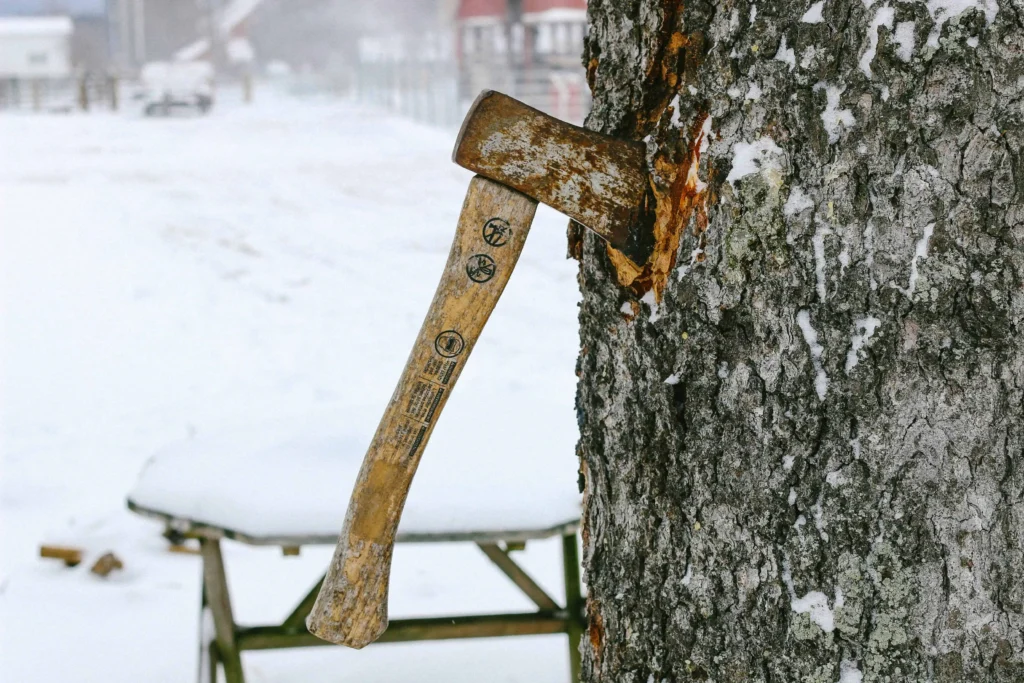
[574,0,1023,681]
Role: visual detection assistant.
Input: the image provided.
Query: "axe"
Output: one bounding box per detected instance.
[307,91,649,648]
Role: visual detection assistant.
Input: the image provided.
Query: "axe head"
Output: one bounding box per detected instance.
[453,91,650,261]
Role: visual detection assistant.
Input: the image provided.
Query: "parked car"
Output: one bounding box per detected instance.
[138,61,214,116]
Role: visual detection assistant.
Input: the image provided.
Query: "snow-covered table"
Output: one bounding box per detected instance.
[127,422,584,683]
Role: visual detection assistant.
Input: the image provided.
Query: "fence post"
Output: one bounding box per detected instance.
[108,74,119,111]
[78,74,90,112]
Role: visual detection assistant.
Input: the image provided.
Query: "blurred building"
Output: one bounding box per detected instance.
[0,16,73,79]
[455,0,586,67]
[343,0,588,126]
[0,0,108,72]
[454,0,588,121]
[0,0,179,73]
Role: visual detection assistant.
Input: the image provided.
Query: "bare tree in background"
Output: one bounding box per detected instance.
[574,0,1023,681]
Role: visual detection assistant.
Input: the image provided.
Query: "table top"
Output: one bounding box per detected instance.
[127,406,582,546]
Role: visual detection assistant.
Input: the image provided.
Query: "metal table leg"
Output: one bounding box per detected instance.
[200,538,245,683]
[562,532,583,683]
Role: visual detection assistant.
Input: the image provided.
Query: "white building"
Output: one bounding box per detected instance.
[454,0,589,122]
[0,16,73,80]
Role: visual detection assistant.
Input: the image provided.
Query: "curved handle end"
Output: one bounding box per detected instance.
[306,552,391,649]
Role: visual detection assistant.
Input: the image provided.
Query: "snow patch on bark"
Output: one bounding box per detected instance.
[893,222,934,298]
[726,137,784,186]
[812,494,829,540]
[641,289,662,322]
[797,310,829,400]
[676,247,705,280]
[895,21,916,61]
[925,0,998,48]
[863,220,877,290]
[826,469,848,487]
[669,94,683,128]
[860,6,895,77]
[783,562,844,632]
[845,316,881,373]
[812,221,831,300]
[814,83,856,143]
[774,35,796,70]
[698,116,712,154]
[801,1,825,22]
[839,660,864,683]
[685,118,712,194]
[784,186,815,216]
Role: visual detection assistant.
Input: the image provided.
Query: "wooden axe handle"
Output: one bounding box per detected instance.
[306,176,538,648]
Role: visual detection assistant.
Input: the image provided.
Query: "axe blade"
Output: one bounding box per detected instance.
[453,90,648,253]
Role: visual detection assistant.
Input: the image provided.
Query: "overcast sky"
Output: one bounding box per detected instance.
[0,0,106,17]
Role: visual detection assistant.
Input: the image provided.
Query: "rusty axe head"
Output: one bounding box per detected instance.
[453,91,651,262]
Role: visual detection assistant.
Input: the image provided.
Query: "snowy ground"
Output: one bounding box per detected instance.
[0,91,583,682]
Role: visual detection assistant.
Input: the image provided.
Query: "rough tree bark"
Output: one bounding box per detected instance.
[573,0,1023,681]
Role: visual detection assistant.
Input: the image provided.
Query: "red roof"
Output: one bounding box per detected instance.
[457,0,506,18]
[458,0,585,18]
[524,0,586,11]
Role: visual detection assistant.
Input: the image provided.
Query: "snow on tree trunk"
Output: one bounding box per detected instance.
[573,0,1023,681]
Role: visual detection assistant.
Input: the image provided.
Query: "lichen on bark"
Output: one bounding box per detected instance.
[575,0,1024,681]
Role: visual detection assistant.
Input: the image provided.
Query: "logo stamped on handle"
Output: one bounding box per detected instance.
[466,254,496,283]
[434,330,465,358]
[482,218,511,247]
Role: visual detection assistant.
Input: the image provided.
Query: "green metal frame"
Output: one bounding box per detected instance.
[194,533,584,683]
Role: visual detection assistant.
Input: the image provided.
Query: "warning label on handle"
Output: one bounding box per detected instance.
[406,425,427,459]
[388,330,466,462]
[422,357,458,385]
[405,380,445,423]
